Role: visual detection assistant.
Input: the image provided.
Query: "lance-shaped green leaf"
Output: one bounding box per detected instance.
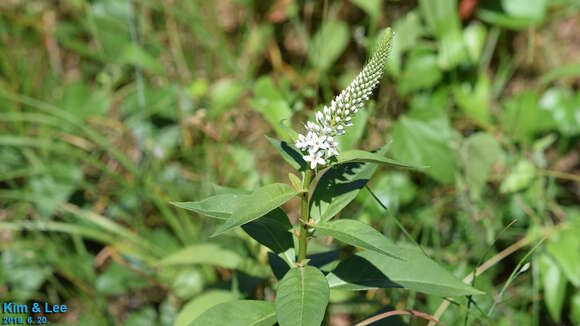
[315,219,403,260]
[170,193,246,219]
[174,290,236,326]
[156,243,243,269]
[266,136,307,171]
[539,254,567,322]
[308,21,349,71]
[275,265,330,326]
[156,243,269,278]
[326,247,483,296]
[212,183,298,237]
[188,300,277,326]
[310,147,387,223]
[335,149,422,169]
[242,208,293,254]
[212,184,250,195]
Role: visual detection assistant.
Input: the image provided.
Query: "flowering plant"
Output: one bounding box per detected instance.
[171,28,481,326]
[296,32,391,169]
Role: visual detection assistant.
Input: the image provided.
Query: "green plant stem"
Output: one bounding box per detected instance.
[298,170,312,263]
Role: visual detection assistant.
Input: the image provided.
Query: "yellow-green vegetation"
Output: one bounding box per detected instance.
[1,1,579,325]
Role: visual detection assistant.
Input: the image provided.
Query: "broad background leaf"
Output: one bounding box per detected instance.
[539,254,567,322]
[309,21,349,71]
[391,91,457,184]
[174,290,237,326]
[463,132,501,200]
[419,0,467,69]
[249,77,293,140]
[157,243,242,269]
[396,48,443,95]
[546,215,580,287]
[453,74,491,125]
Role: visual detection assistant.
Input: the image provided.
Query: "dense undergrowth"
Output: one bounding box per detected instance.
[0,0,579,325]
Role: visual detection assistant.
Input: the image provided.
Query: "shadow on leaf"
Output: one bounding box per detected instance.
[331,254,402,289]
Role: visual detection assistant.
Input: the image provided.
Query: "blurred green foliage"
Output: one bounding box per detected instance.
[0,0,579,325]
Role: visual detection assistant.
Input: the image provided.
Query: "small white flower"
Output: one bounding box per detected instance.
[310,134,328,152]
[306,121,320,131]
[316,111,324,123]
[303,150,326,169]
[327,146,339,157]
[295,133,309,150]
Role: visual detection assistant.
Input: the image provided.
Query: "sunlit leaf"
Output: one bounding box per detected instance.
[397,49,443,95]
[309,21,349,71]
[335,149,421,169]
[171,193,246,219]
[539,88,580,136]
[275,266,329,326]
[463,22,487,63]
[351,0,381,25]
[500,160,536,193]
[463,132,501,200]
[250,77,293,140]
[213,183,298,236]
[387,11,423,76]
[502,91,556,142]
[419,0,467,69]
[119,44,165,75]
[391,91,457,184]
[316,219,403,259]
[547,218,580,287]
[174,290,237,326]
[453,74,491,125]
[189,300,276,326]
[502,0,547,21]
[539,254,567,322]
[571,292,580,325]
[156,243,242,269]
[326,246,483,296]
[209,79,245,118]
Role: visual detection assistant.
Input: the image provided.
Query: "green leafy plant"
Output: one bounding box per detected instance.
[172,28,482,326]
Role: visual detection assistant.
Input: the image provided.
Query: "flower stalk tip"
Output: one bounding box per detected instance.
[296,28,393,170]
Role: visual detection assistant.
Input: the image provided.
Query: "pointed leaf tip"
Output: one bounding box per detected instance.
[212,183,298,237]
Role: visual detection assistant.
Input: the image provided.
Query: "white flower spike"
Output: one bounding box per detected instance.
[296,28,393,170]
